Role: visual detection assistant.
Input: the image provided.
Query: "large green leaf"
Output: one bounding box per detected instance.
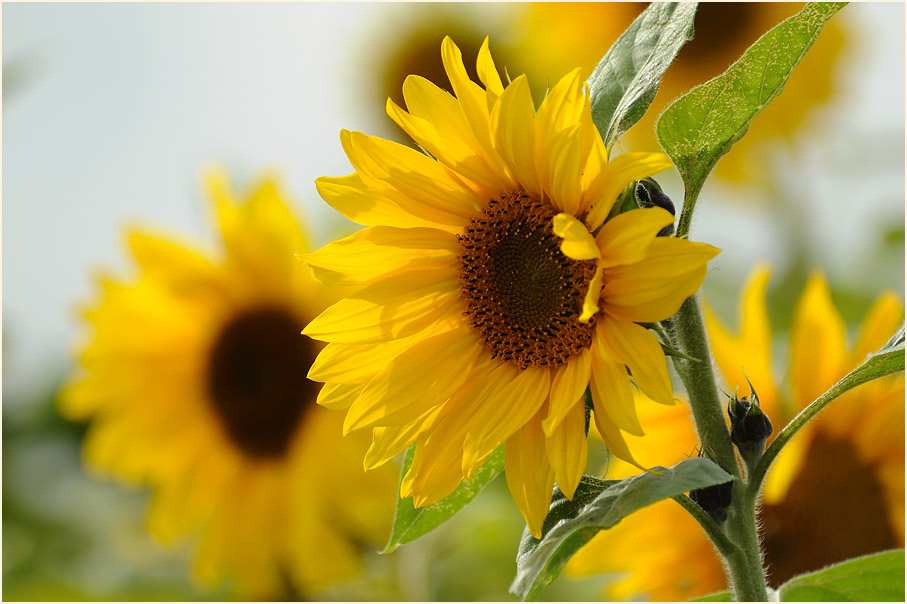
[656,2,846,236]
[779,550,905,601]
[382,445,504,554]
[511,458,733,601]
[588,2,698,148]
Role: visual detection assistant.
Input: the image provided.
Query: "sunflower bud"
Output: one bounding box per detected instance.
[689,475,733,524]
[634,178,675,237]
[727,377,773,470]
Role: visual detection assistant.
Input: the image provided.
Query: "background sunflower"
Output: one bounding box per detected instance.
[56,170,398,599]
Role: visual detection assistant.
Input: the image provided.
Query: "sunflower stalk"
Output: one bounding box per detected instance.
[666,295,769,601]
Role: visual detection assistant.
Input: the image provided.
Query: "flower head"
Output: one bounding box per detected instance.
[303,37,718,538]
[566,265,904,600]
[59,170,397,598]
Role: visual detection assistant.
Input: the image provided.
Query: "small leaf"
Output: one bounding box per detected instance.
[661,342,702,363]
[382,445,504,553]
[690,591,734,602]
[588,2,698,148]
[657,2,846,233]
[779,550,905,602]
[511,458,733,601]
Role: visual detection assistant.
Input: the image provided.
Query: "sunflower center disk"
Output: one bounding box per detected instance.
[458,192,598,369]
[207,307,317,459]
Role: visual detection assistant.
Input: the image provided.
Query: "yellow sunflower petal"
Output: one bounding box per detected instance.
[602,237,720,323]
[790,271,848,409]
[491,74,540,197]
[547,123,591,215]
[852,291,903,365]
[302,270,461,344]
[579,265,605,323]
[595,207,675,268]
[308,319,458,385]
[462,364,552,478]
[505,407,556,539]
[553,213,602,260]
[476,36,504,98]
[397,75,500,192]
[315,382,364,411]
[705,264,782,418]
[440,36,513,190]
[342,129,482,226]
[315,173,439,230]
[586,152,674,230]
[590,336,644,436]
[543,349,592,436]
[342,328,483,434]
[598,316,674,406]
[301,225,459,287]
[544,396,588,500]
[365,406,439,471]
[590,394,644,471]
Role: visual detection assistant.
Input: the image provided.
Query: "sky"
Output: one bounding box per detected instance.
[3,2,904,404]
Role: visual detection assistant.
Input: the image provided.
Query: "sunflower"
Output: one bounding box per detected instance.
[302,37,719,539]
[565,265,904,601]
[508,2,846,185]
[59,170,397,598]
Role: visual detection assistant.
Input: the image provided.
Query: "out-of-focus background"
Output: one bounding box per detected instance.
[3,3,904,601]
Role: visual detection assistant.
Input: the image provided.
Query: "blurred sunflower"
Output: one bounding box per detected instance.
[302,37,718,538]
[508,2,846,185]
[59,170,397,598]
[565,265,904,600]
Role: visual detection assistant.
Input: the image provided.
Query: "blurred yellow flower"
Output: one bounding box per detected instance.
[509,2,846,185]
[59,170,397,598]
[302,37,718,539]
[566,265,904,600]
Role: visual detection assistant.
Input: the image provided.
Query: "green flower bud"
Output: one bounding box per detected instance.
[727,375,773,470]
[634,178,675,237]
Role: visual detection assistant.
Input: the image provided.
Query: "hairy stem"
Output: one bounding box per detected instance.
[667,295,768,601]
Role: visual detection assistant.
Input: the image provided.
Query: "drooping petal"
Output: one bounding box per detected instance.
[590,334,644,436]
[579,265,605,323]
[365,406,440,471]
[595,207,675,268]
[505,407,556,539]
[590,393,644,471]
[598,316,674,406]
[553,213,601,261]
[543,349,592,435]
[462,364,551,478]
[602,237,720,323]
[544,396,588,500]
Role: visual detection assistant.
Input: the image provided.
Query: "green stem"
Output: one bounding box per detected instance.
[746,347,905,501]
[667,295,768,601]
[666,296,739,478]
[676,180,704,239]
[673,494,738,558]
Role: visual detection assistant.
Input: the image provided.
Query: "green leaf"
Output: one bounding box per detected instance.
[382,445,504,554]
[690,591,734,602]
[511,458,733,601]
[588,2,698,148]
[657,2,846,236]
[779,550,905,602]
